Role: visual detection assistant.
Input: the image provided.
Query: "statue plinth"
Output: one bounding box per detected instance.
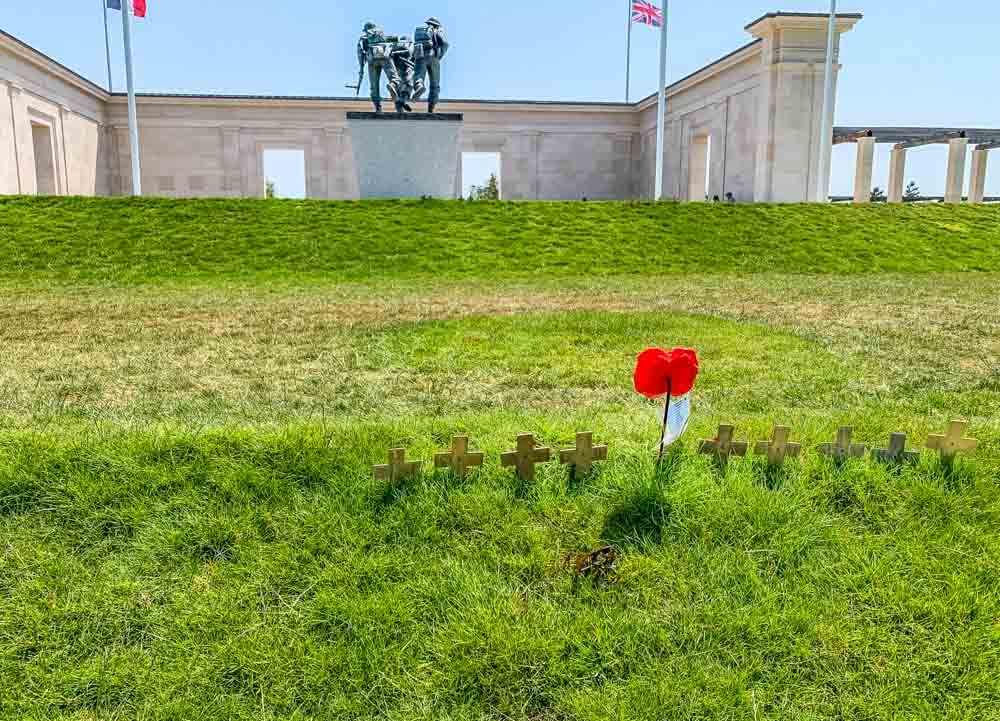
[346,112,464,199]
[346,112,464,122]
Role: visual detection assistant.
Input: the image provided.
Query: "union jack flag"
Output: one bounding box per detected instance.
[631,0,663,27]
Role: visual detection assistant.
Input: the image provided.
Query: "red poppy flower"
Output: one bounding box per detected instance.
[633,346,699,398]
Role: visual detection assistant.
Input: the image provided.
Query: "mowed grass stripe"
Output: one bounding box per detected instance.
[2,197,1000,283]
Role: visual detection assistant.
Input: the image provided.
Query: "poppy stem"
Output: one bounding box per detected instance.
[657,378,672,467]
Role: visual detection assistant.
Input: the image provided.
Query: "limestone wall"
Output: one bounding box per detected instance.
[100,97,640,201]
[637,42,763,202]
[0,12,860,202]
[0,33,108,196]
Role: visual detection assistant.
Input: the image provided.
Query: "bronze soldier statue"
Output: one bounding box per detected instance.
[412,17,449,113]
[389,35,416,113]
[357,21,400,113]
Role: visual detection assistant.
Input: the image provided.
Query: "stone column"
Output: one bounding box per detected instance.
[968,149,989,204]
[852,136,875,203]
[887,148,906,203]
[58,105,72,196]
[6,83,29,194]
[0,81,20,194]
[944,137,969,203]
[747,13,861,202]
[221,128,240,197]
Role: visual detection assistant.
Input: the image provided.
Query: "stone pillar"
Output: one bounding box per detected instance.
[58,105,72,196]
[887,148,906,203]
[944,137,969,203]
[747,13,861,202]
[852,136,875,203]
[968,149,989,204]
[6,83,30,194]
[0,81,20,194]
[220,128,240,197]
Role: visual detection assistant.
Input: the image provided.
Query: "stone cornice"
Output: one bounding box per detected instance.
[104,93,637,115]
[745,12,862,38]
[0,30,110,101]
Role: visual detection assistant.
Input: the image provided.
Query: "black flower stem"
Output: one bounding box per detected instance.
[657,378,673,467]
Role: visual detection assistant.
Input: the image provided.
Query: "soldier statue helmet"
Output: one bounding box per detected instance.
[412,16,448,113]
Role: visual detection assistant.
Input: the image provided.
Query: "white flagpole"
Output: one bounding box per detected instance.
[625,0,632,103]
[653,1,667,200]
[816,0,837,202]
[101,0,113,92]
[121,0,141,195]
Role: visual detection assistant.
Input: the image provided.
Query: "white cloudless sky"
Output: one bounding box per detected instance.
[2,1,998,197]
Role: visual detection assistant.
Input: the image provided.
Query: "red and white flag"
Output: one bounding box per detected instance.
[107,0,146,18]
[631,1,663,28]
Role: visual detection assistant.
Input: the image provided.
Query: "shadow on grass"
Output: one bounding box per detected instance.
[760,462,790,490]
[601,481,673,551]
[374,474,423,512]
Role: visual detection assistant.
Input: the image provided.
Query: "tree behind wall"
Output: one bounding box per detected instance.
[904,181,921,202]
[266,180,276,199]
[870,187,887,203]
[469,173,500,201]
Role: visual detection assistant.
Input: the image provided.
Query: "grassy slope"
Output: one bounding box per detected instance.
[2,196,999,283]
[2,198,999,719]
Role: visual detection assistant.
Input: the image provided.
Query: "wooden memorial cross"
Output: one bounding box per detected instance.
[434,435,485,479]
[754,425,801,466]
[699,424,748,465]
[559,432,608,476]
[926,420,978,463]
[501,433,551,481]
[871,433,920,466]
[374,448,423,482]
[818,426,867,462]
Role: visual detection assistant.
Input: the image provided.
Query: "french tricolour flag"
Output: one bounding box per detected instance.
[107,0,147,18]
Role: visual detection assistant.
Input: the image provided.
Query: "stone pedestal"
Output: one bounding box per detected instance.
[969,149,989,204]
[887,148,906,203]
[944,137,969,203]
[853,136,875,203]
[346,112,463,199]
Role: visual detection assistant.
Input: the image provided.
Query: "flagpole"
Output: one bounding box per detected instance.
[101,0,113,92]
[624,0,632,103]
[816,0,837,202]
[121,0,141,195]
[653,1,667,200]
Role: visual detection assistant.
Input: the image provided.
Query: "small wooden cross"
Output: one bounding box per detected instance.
[559,432,608,477]
[818,426,867,462]
[871,433,920,466]
[699,424,748,465]
[926,420,978,463]
[434,435,485,479]
[501,433,551,481]
[374,448,423,482]
[754,425,801,466]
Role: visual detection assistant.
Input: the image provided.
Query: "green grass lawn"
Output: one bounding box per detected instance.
[1,198,999,719]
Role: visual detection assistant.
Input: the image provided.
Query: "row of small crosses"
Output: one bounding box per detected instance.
[375,421,978,482]
[375,432,607,482]
[702,421,978,466]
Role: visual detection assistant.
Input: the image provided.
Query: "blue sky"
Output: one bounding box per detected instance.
[3,1,998,197]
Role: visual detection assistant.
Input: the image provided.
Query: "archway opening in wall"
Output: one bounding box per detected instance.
[30,123,56,195]
[462,152,501,200]
[262,149,306,199]
[688,135,711,201]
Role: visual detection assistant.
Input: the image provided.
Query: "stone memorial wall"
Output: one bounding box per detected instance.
[0,12,864,202]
